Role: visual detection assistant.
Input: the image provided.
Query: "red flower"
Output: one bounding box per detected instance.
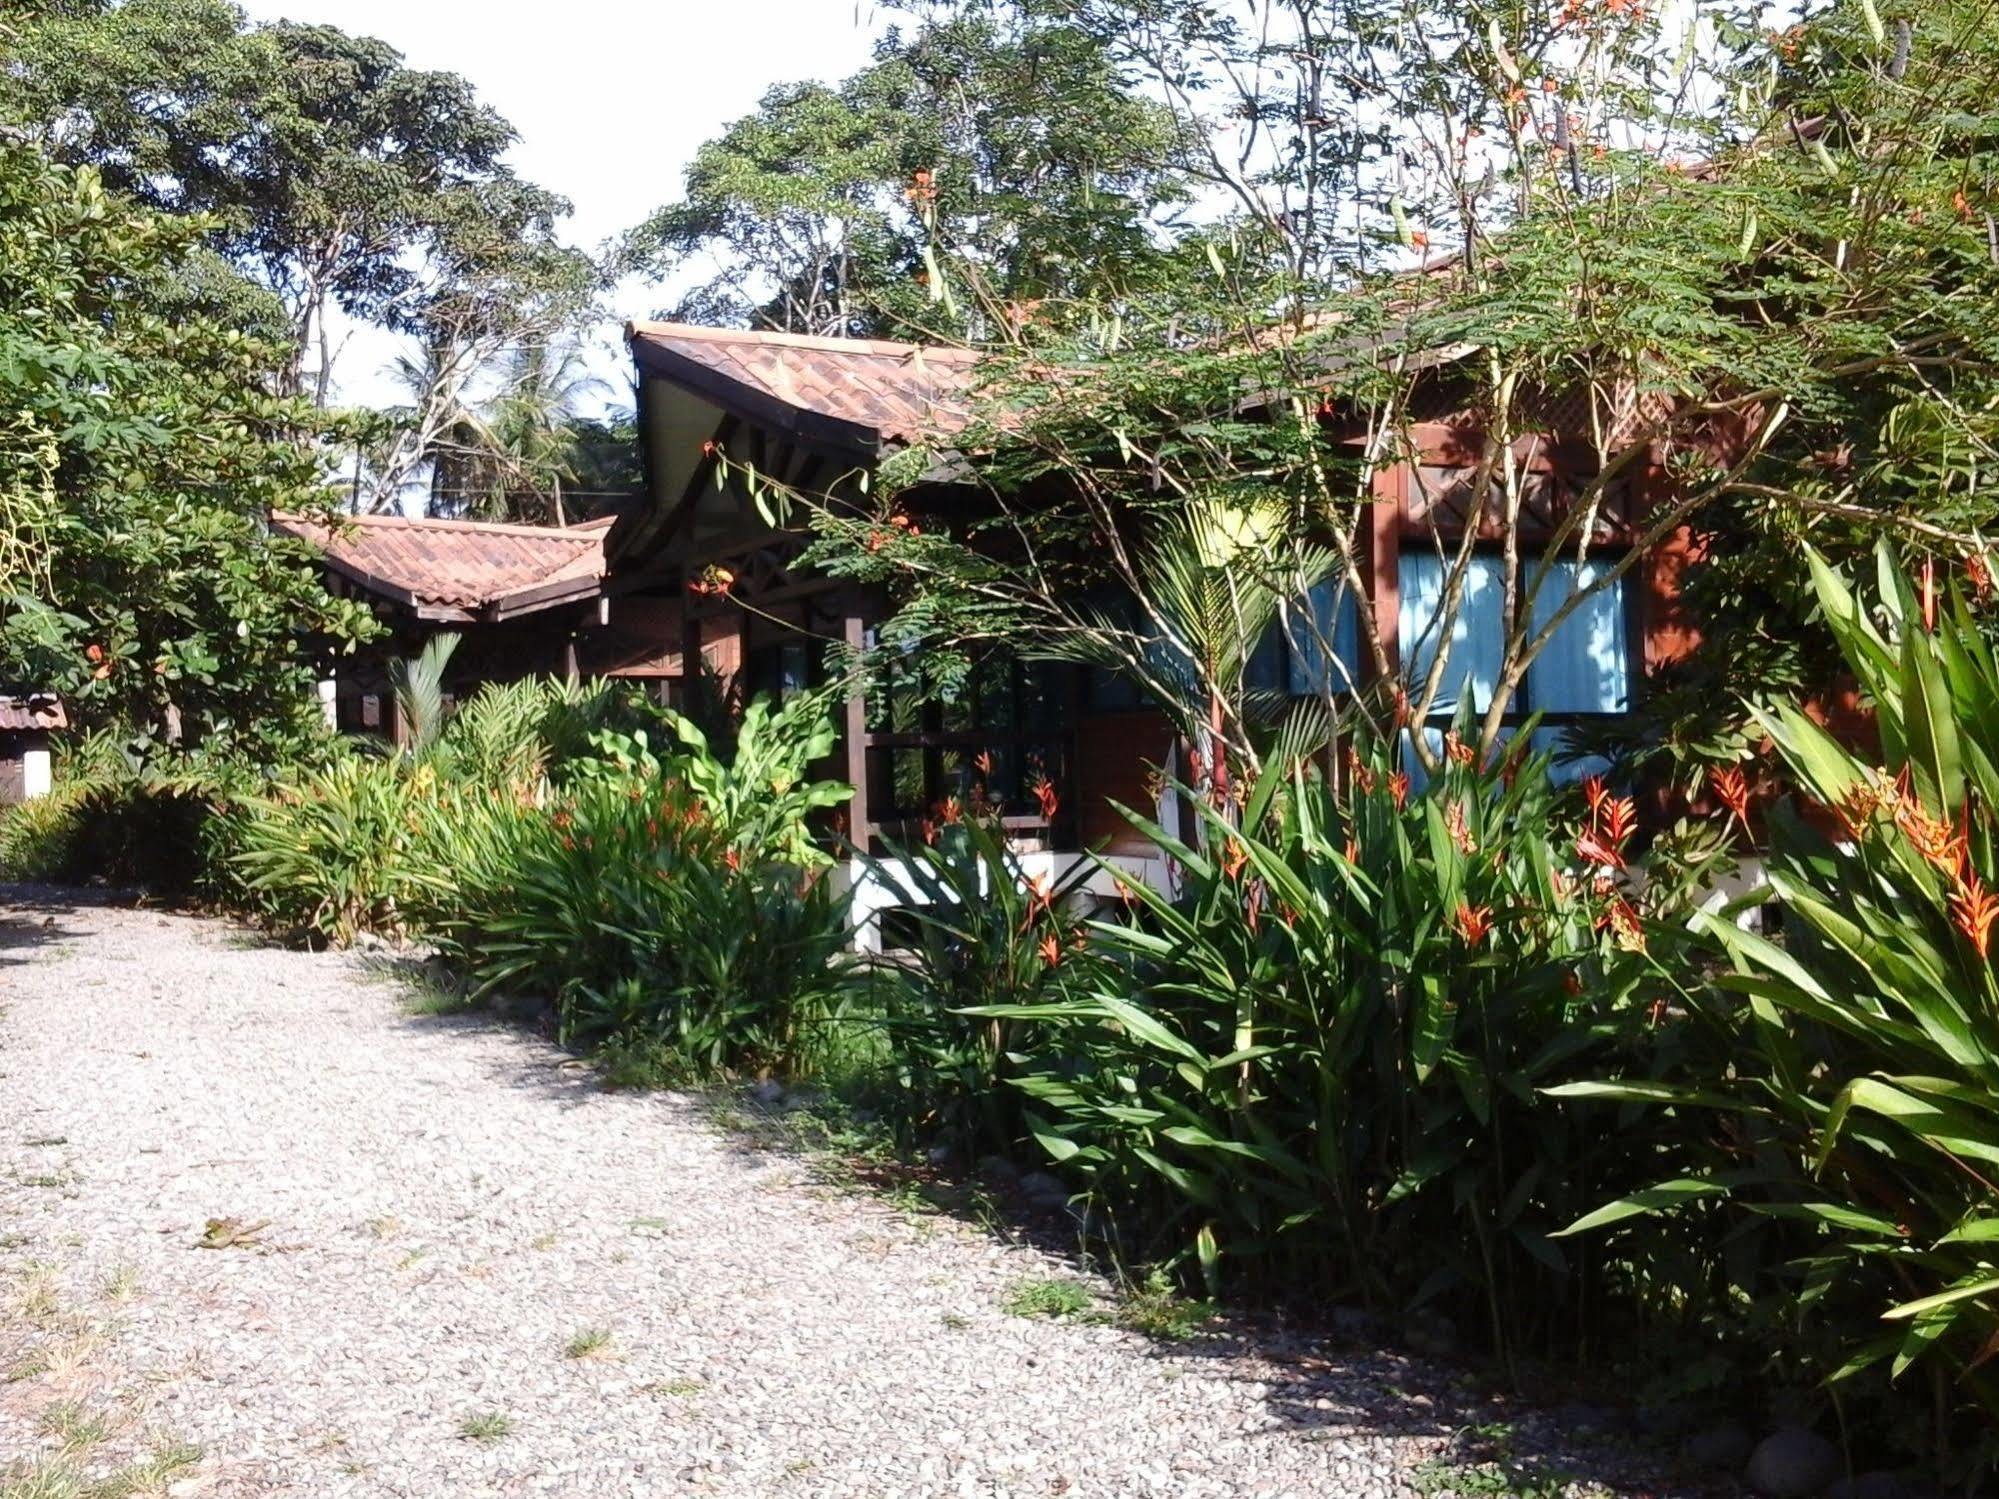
[1388,771,1410,809]
[1709,765,1751,830]
[1032,778,1060,820]
[1444,731,1476,768]
[1446,799,1476,855]
[1453,902,1494,945]
[1950,875,1999,960]
[973,750,993,778]
[724,847,742,873]
[85,643,104,663]
[939,796,964,826]
[1220,839,1249,880]
[1037,931,1062,966]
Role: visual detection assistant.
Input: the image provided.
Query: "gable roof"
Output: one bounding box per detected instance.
[627,321,978,451]
[0,693,65,733]
[271,511,613,622]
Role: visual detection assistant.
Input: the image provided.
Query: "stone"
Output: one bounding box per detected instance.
[1681,1422,1754,1470]
[1746,1426,1842,1497]
[1017,1170,1069,1206]
[747,1079,786,1107]
[977,1155,1020,1185]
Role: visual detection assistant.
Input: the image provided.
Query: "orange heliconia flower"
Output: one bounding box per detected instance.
[1446,799,1477,855]
[1388,771,1411,810]
[1453,902,1494,946]
[920,817,940,847]
[1220,839,1249,880]
[1921,557,1939,633]
[1950,875,1999,960]
[1599,895,1645,952]
[939,796,964,826]
[1343,835,1359,863]
[724,847,742,873]
[1344,745,1377,795]
[1969,552,1995,602]
[1032,778,1060,820]
[1037,931,1062,967]
[1710,765,1751,830]
[973,750,994,777]
[1894,781,1967,880]
[1444,731,1477,768]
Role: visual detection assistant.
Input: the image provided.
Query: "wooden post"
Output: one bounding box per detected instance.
[843,609,871,852]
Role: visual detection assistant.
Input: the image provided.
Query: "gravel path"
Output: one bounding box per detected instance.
[0,889,1662,1499]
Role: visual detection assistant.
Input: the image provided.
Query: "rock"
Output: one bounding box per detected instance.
[1826,1473,1917,1499]
[977,1154,1020,1185]
[1550,1402,1621,1436]
[1682,1422,1754,1471]
[925,1143,956,1168]
[747,1079,785,1107]
[1747,1426,1842,1497]
[1017,1170,1068,1207]
[1403,1311,1457,1358]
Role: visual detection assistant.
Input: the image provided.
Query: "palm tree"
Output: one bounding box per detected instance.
[479,339,609,526]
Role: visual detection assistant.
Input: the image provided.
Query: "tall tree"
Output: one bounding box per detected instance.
[1,0,593,403]
[621,8,1191,338]
[0,142,377,764]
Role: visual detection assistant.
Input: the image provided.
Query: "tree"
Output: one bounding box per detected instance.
[787,0,1998,792]
[0,142,378,765]
[621,7,1191,338]
[2,0,593,404]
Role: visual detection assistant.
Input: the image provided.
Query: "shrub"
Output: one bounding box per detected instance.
[442,692,855,1076]
[966,730,1715,1369]
[857,809,1107,1154]
[0,732,251,898]
[1558,546,1999,1480]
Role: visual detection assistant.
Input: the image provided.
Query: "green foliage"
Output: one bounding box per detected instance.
[1,0,592,402]
[963,735,1718,1368]
[1559,546,1999,1479]
[0,143,378,766]
[0,732,255,897]
[424,692,855,1075]
[621,8,1187,338]
[858,810,1106,1153]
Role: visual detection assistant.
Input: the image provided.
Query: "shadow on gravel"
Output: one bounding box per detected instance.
[0,883,125,965]
[344,949,1692,1497]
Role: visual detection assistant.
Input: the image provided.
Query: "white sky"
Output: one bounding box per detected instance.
[235,0,891,410]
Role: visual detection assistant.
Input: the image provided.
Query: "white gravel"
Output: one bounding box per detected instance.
[0,888,1667,1498]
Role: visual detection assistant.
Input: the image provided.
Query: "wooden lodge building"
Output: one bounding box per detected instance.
[279,319,1708,940]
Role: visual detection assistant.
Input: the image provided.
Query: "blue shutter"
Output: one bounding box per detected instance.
[1526,559,1630,714]
[1399,553,1507,717]
[1284,581,1361,696]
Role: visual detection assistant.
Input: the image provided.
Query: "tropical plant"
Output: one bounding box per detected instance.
[959,726,1721,1371]
[1555,546,1999,1480]
[858,804,1107,1154]
[436,694,856,1072]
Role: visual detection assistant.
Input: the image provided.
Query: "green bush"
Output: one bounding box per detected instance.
[440,692,855,1076]
[0,732,251,898]
[858,810,1107,1154]
[965,730,1721,1369]
[1559,546,1999,1480]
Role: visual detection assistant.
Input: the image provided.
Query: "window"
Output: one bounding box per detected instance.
[1397,553,1630,719]
[1283,579,1364,697]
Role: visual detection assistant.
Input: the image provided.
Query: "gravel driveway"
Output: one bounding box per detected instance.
[0,889,1663,1498]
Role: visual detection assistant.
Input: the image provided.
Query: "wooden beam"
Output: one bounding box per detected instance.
[843,609,871,850]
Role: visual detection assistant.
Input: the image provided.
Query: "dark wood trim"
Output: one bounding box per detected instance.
[843,611,871,844]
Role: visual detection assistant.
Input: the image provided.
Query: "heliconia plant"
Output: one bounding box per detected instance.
[960,713,1714,1369]
[1552,543,1999,1481]
[857,790,1106,1155]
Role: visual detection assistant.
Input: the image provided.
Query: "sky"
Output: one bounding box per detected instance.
[234,0,892,409]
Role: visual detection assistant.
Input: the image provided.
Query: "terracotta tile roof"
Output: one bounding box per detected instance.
[0,693,66,732]
[627,321,978,448]
[271,512,613,618]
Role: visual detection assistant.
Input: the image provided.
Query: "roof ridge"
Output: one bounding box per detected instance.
[626,319,977,363]
[273,510,606,543]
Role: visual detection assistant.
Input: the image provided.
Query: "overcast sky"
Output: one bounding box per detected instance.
[234,0,891,408]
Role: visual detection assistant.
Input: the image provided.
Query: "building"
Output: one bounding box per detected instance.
[616,319,1713,943]
[271,510,681,741]
[0,692,65,804]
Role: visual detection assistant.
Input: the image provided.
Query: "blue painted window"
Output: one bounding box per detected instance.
[1397,552,1629,719]
[1283,580,1363,696]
